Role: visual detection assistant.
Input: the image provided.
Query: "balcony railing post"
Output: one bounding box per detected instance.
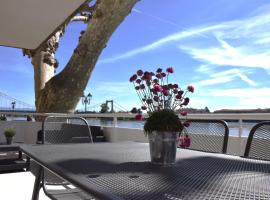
[113,115,118,127]
[238,119,243,137]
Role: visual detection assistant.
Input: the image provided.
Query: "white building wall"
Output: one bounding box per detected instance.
[0,121,42,144]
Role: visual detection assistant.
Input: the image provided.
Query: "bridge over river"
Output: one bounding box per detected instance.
[0,91,35,113]
[0,91,129,113]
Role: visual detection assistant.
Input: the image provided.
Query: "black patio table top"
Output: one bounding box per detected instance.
[20,142,270,200]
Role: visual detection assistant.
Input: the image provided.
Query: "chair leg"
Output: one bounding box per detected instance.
[26,156,30,171]
[32,166,43,200]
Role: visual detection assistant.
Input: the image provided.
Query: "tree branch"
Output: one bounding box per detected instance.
[36,0,140,113]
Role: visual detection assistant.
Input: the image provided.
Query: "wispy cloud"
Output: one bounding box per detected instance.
[238,73,257,86]
[101,6,270,73]
[196,68,257,86]
[195,65,214,74]
[180,37,270,71]
[197,76,234,86]
[132,9,197,30]
[179,9,270,71]
[210,87,270,97]
[133,9,186,29]
[208,87,270,109]
[100,24,223,63]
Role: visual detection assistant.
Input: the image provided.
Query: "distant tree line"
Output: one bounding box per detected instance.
[214,108,270,113]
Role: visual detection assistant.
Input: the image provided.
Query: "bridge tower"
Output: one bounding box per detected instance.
[106,100,114,113]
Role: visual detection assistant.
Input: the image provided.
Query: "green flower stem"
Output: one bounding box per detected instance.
[141,87,154,112]
[147,81,155,111]
[133,82,148,110]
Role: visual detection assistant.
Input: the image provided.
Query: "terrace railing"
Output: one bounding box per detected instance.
[1,111,270,138]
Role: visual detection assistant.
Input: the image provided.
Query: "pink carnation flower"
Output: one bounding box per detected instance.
[135,114,143,121]
[156,73,162,79]
[137,70,143,76]
[163,90,169,96]
[181,98,190,106]
[180,111,188,116]
[166,67,174,73]
[129,74,137,82]
[153,84,163,92]
[187,85,195,93]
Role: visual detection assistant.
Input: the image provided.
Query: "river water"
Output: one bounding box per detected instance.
[85,118,253,137]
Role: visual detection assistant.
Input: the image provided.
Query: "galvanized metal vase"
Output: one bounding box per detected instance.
[148,131,178,166]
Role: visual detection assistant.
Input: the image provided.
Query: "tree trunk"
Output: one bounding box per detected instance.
[32,50,55,101]
[24,31,61,108]
[36,0,139,113]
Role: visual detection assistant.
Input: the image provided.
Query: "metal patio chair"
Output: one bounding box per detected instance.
[244,121,270,160]
[182,119,229,154]
[90,125,106,142]
[32,116,94,200]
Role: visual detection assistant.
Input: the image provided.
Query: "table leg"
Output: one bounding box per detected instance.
[18,150,22,160]
[32,166,42,200]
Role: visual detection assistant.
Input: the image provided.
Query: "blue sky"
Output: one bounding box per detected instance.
[1,0,270,112]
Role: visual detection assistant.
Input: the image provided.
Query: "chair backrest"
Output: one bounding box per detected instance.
[42,116,93,144]
[41,116,93,187]
[184,119,229,153]
[244,121,270,160]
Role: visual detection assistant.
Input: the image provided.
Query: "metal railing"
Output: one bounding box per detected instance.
[1,111,270,137]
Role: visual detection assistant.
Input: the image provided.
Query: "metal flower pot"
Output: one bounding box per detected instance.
[6,137,13,145]
[148,131,178,166]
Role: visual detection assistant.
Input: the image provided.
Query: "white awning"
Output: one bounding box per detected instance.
[0,0,86,50]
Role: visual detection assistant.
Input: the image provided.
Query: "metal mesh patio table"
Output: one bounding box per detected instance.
[20,142,270,200]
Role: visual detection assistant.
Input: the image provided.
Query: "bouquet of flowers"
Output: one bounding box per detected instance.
[129,67,194,148]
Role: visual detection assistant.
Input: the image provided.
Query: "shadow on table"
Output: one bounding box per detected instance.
[54,156,270,199]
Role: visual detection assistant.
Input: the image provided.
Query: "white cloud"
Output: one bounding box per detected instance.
[196,68,257,86]
[195,65,213,74]
[197,76,234,86]
[238,74,257,86]
[100,24,224,63]
[208,87,270,109]
[211,68,241,77]
[180,38,270,71]
[102,6,270,74]
[179,10,270,71]
[132,8,182,28]
[254,37,270,44]
[209,87,270,97]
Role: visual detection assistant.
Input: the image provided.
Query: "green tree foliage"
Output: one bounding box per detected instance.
[100,103,109,113]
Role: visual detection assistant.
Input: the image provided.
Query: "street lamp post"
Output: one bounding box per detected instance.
[11,101,16,121]
[81,93,92,113]
[11,101,16,110]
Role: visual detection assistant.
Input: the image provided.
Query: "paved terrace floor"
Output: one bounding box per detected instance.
[0,172,50,200]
